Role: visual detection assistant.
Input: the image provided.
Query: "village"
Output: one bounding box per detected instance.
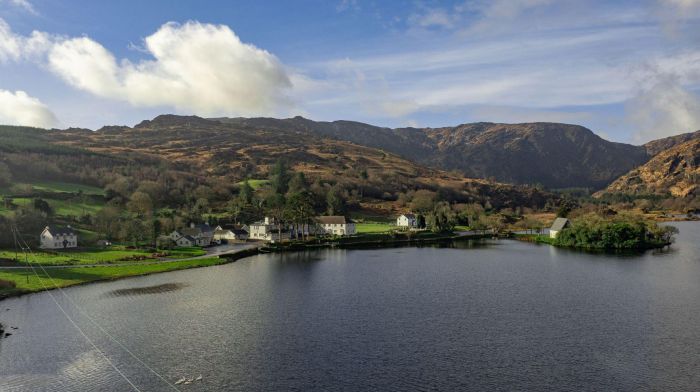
[36,213,447,251]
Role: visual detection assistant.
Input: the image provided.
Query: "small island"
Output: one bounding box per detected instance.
[520,212,678,250]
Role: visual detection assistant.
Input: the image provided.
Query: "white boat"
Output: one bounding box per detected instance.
[175,377,186,385]
[195,375,203,381]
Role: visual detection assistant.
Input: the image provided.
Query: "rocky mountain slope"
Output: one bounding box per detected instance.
[643,130,700,156]
[602,138,700,197]
[215,117,649,189]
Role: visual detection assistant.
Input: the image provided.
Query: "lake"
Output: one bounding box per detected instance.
[1,221,699,391]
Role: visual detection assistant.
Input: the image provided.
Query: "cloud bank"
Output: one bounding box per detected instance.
[1,19,294,119]
[46,21,293,116]
[0,89,58,128]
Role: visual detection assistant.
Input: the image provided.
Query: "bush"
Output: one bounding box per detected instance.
[553,212,677,249]
[0,279,17,289]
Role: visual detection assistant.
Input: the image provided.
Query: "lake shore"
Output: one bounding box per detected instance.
[0,232,490,301]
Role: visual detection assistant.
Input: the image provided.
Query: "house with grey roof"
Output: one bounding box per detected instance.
[40,226,78,249]
[549,218,571,239]
[169,222,215,247]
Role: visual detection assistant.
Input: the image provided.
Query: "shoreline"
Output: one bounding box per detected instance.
[512,233,672,252]
[0,233,490,302]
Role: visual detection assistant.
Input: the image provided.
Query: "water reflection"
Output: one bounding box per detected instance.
[103,282,189,297]
[0,222,698,391]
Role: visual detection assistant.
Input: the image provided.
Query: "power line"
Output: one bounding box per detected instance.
[12,225,143,392]
[16,227,181,391]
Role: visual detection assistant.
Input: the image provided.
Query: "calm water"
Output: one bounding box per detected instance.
[1,222,699,391]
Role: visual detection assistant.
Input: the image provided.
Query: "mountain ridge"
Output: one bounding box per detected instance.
[213,116,649,189]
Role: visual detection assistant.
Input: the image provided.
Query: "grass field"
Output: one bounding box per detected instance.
[0,246,206,265]
[29,181,104,195]
[0,257,224,298]
[355,222,394,233]
[0,196,103,217]
[237,179,270,190]
[162,247,207,259]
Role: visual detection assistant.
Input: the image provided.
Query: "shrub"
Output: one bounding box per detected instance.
[0,279,17,289]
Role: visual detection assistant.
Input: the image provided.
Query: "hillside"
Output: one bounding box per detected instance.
[602,138,700,198]
[643,130,700,156]
[215,117,649,189]
[44,115,553,211]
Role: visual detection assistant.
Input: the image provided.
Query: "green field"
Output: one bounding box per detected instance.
[355,222,394,233]
[0,196,103,217]
[0,246,206,265]
[162,247,207,259]
[0,257,224,297]
[29,181,104,195]
[237,179,270,190]
[0,181,104,196]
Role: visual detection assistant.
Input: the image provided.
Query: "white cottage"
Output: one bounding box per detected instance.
[316,216,356,236]
[549,218,571,239]
[40,226,78,249]
[213,225,249,243]
[396,213,418,228]
[248,217,291,242]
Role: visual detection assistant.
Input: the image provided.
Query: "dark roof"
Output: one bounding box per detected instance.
[550,218,571,231]
[401,213,416,219]
[190,223,214,233]
[232,229,248,235]
[180,235,196,242]
[316,216,351,225]
[45,226,75,236]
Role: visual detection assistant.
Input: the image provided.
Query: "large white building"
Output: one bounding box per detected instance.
[396,213,418,228]
[316,216,356,236]
[39,226,78,249]
[248,217,290,242]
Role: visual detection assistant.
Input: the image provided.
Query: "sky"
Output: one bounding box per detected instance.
[0,0,699,143]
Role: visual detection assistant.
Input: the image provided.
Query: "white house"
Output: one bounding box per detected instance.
[248,217,291,242]
[213,225,249,243]
[40,226,78,249]
[396,213,418,228]
[316,216,356,236]
[549,218,571,239]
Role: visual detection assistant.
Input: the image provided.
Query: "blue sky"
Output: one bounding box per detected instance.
[0,0,699,143]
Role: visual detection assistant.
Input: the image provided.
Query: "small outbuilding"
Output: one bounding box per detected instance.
[96,239,112,247]
[549,218,571,239]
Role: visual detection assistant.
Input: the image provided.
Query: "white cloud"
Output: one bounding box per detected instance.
[2,0,37,14]
[659,0,700,8]
[0,89,58,128]
[627,52,700,142]
[336,0,359,13]
[408,8,456,29]
[46,21,292,116]
[0,18,50,62]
